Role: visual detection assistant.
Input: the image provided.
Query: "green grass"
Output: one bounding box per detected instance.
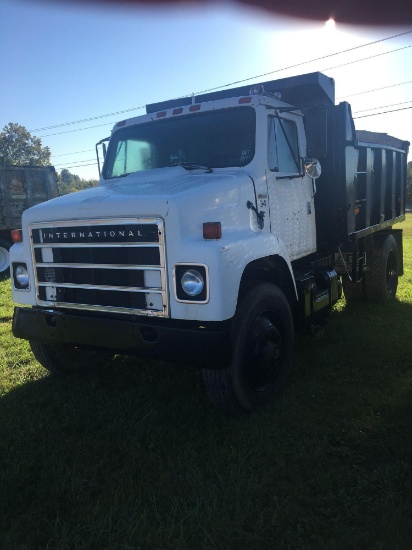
[1,217,412,549]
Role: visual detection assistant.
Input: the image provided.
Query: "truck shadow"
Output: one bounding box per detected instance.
[1,298,412,548]
[0,353,219,449]
[293,296,412,395]
[1,297,411,443]
[2,296,412,412]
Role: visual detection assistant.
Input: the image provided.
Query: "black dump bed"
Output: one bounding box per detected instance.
[314,101,409,250]
[356,130,407,150]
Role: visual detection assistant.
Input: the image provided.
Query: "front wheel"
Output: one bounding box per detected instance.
[202,283,294,415]
[30,341,113,375]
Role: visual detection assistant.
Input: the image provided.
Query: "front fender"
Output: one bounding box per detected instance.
[218,231,297,316]
[167,230,296,322]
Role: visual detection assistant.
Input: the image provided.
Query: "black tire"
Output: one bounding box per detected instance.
[202,283,294,415]
[0,239,11,279]
[364,234,399,303]
[341,275,366,303]
[30,340,113,375]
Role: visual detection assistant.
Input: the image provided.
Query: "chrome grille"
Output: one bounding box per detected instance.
[30,218,168,316]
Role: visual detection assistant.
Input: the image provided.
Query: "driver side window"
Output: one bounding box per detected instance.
[268,117,300,174]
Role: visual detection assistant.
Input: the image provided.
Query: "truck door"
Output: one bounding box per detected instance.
[266,112,316,259]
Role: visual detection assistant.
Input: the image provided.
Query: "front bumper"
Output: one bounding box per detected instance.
[12,307,231,367]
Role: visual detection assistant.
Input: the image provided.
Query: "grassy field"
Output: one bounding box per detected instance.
[1,217,412,549]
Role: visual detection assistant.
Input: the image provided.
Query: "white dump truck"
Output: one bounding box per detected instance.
[10,72,409,414]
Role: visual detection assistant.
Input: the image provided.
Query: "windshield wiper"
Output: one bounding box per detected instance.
[107,172,133,180]
[172,162,213,173]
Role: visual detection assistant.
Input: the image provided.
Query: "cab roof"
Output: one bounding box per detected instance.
[146,71,335,114]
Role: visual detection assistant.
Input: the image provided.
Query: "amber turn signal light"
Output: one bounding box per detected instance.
[203,222,222,240]
[11,229,22,243]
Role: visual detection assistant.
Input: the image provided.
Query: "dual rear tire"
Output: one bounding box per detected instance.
[343,234,399,304]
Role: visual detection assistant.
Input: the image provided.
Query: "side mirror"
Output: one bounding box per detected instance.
[303,158,322,180]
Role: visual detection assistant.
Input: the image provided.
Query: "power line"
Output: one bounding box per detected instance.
[194,31,412,95]
[353,105,412,118]
[337,80,412,99]
[54,158,96,168]
[320,44,412,73]
[40,40,412,139]
[33,30,411,135]
[39,44,412,139]
[40,121,114,138]
[57,162,98,170]
[51,148,94,158]
[353,100,412,114]
[30,105,146,133]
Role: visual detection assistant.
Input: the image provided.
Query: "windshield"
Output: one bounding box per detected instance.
[103,107,256,179]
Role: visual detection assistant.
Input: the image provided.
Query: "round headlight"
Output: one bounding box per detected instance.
[15,264,29,288]
[181,269,204,297]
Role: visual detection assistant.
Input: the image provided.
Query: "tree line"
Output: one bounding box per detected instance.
[57,169,98,196]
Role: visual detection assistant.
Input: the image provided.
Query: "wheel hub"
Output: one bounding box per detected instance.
[386,251,398,294]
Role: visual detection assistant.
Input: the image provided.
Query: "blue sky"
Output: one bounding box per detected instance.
[1,0,411,180]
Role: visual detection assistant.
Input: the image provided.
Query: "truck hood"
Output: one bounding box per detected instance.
[22,166,253,225]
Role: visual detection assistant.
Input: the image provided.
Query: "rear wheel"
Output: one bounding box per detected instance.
[202,283,294,415]
[364,234,399,303]
[30,341,113,375]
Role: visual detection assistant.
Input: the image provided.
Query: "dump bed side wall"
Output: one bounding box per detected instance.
[349,142,406,237]
[314,102,409,251]
[0,166,58,230]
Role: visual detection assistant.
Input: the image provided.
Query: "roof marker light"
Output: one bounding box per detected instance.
[117,120,126,127]
[173,107,183,115]
[189,105,201,112]
[239,97,252,104]
[157,111,167,118]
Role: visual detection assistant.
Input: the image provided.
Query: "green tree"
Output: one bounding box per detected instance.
[57,169,98,195]
[0,122,51,166]
[407,160,412,207]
